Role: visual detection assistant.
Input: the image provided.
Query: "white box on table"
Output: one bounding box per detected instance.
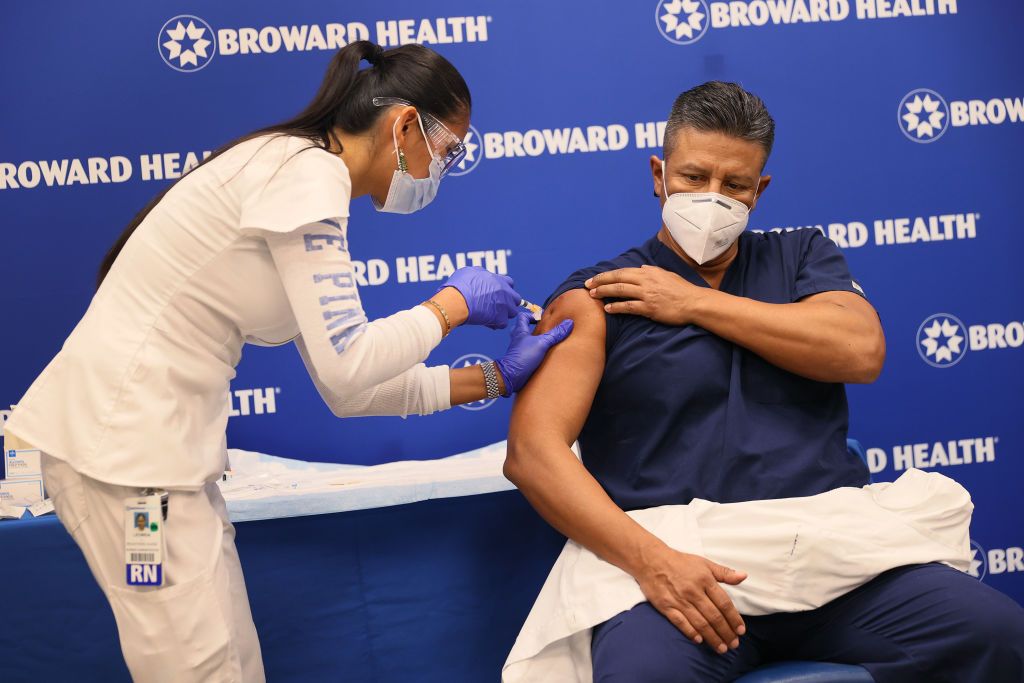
[0,478,45,506]
[5,448,42,479]
[2,422,46,505]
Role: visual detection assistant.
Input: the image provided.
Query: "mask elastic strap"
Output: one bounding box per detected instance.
[661,160,669,199]
[390,117,408,173]
[392,110,439,172]
[739,178,761,214]
[415,114,437,163]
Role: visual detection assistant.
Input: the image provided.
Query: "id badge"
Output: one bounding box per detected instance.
[124,493,164,586]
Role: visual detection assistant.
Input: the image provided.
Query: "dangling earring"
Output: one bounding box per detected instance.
[397,147,408,173]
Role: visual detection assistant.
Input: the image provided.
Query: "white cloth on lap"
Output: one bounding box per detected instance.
[502,468,972,683]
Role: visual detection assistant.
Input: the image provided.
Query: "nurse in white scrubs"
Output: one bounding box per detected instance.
[3,41,572,682]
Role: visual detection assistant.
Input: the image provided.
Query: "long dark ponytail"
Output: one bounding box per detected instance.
[96,41,471,288]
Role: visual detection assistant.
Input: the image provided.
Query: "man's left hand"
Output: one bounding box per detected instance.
[585,266,704,326]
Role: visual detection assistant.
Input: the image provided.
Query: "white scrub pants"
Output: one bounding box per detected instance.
[41,453,265,683]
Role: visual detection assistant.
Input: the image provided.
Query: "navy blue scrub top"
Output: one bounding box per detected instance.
[545,229,871,511]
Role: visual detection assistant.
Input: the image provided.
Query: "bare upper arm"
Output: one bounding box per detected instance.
[801,290,886,380]
[509,288,607,448]
[802,290,884,332]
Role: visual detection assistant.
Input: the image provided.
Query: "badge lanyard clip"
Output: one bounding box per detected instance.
[140,488,169,520]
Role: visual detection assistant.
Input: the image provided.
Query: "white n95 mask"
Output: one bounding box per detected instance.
[661,161,755,265]
[374,115,442,214]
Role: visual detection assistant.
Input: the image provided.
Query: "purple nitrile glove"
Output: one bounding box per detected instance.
[495,312,575,395]
[437,266,521,330]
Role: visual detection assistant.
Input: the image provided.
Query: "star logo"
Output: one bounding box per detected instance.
[967,539,987,581]
[916,313,967,368]
[158,15,216,73]
[453,353,498,411]
[656,0,710,45]
[898,89,949,143]
[448,125,483,177]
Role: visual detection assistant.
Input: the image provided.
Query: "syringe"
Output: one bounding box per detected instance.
[520,299,544,324]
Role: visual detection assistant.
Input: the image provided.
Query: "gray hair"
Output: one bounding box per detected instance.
[663,81,775,163]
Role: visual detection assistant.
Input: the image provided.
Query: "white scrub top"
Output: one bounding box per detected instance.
[5,134,448,490]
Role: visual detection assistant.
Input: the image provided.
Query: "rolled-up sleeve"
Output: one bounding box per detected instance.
[793,230,868,301]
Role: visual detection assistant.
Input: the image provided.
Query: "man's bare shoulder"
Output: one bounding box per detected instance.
[511,288,608,438]
[536,288,607,339]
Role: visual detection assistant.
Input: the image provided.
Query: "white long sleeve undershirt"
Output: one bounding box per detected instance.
[263,218,451,418]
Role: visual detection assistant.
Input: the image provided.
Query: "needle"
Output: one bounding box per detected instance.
[520,299,543,325]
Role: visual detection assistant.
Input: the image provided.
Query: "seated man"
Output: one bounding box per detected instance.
[504,81,1024,682]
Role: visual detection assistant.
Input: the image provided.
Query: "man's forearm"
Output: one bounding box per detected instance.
[505,434,667,578]
[691,289,884,383]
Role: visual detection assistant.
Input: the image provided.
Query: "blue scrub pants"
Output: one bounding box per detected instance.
[591,563,1024,682]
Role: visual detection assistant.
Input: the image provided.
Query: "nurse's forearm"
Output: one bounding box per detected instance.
[420,287,470,336]
[297,337,452,417]
[505,435,667,579]
[691,289,885,383]
[268,225,448,395]
[449,365,507,406]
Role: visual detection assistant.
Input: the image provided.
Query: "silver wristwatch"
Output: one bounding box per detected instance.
[481,361,503,400]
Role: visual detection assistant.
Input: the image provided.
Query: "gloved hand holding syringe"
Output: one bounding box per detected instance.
[435,267,569,395]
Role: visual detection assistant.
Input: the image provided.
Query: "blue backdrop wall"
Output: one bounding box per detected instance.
[1,1,1020,603]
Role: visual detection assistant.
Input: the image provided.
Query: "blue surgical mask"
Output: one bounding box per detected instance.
[374,115,442,214]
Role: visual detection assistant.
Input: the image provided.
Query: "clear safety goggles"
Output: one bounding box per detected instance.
[372,96,467,177]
